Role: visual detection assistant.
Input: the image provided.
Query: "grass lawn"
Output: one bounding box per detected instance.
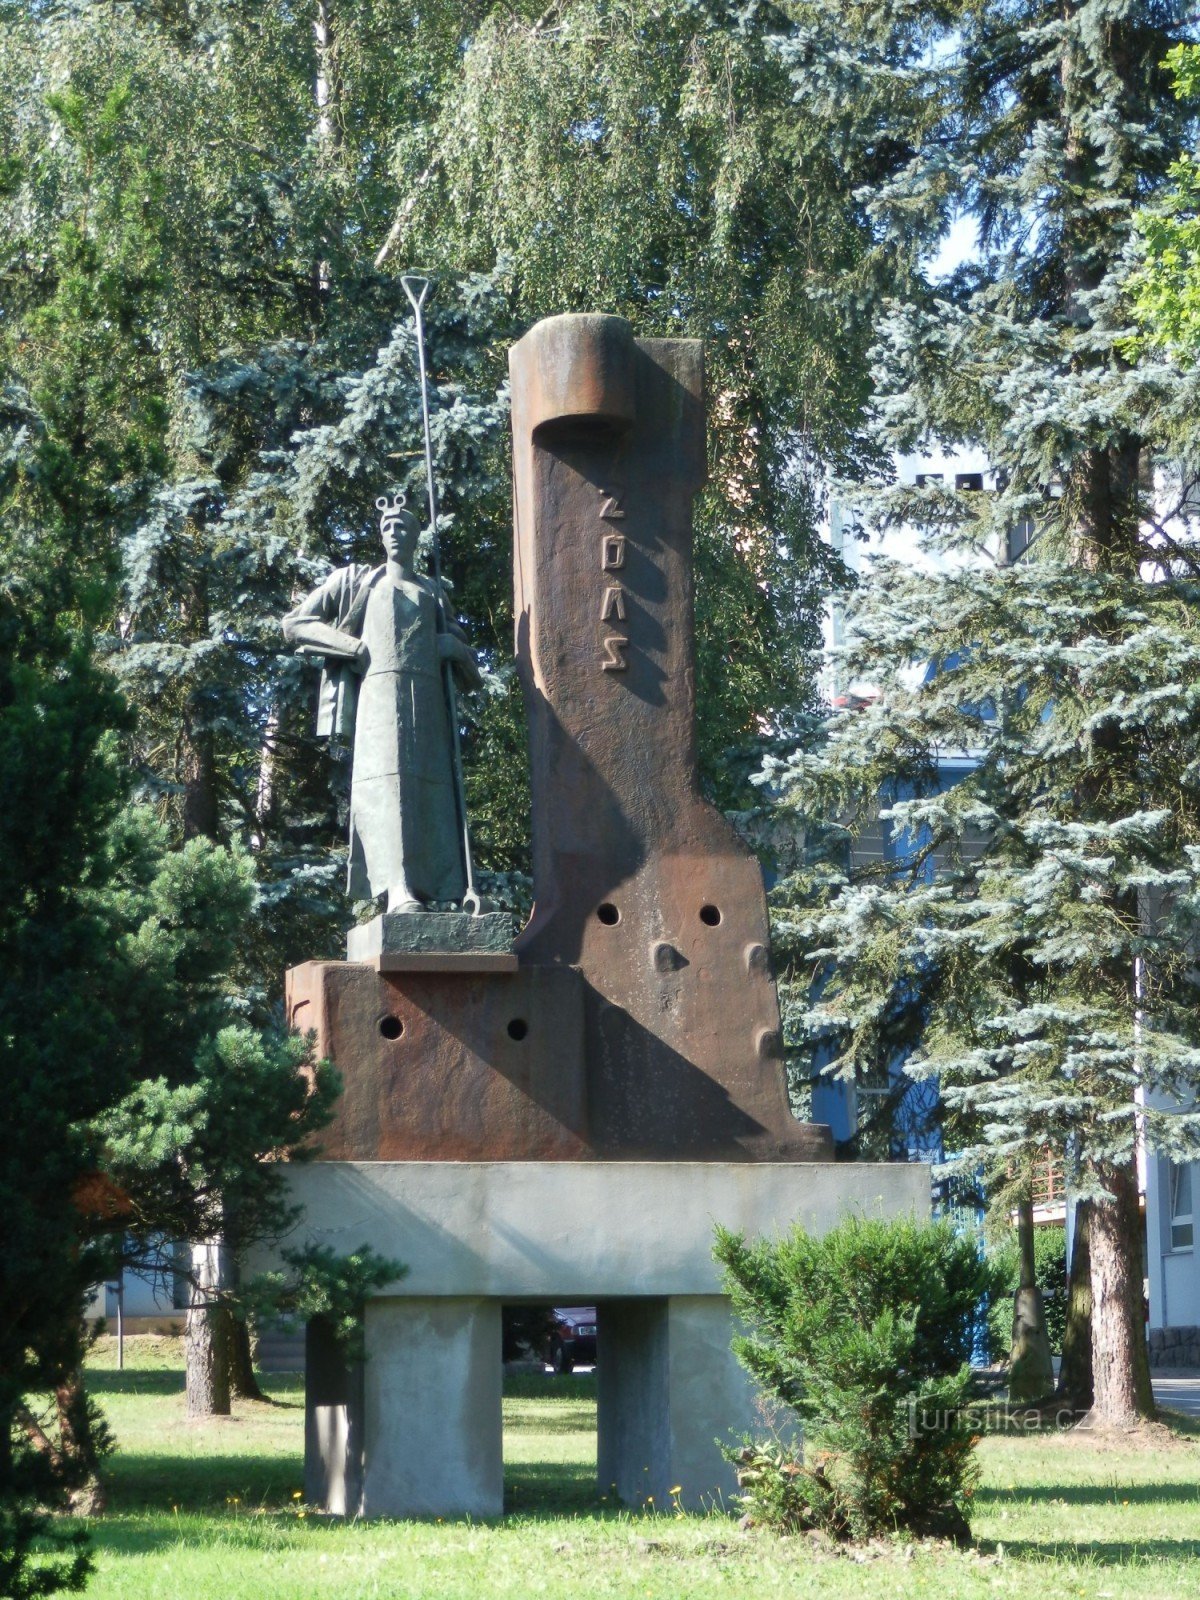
[66,1335,1200,1599]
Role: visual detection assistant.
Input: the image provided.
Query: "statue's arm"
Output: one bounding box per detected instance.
[438,627,483,691]
[282,574,368,668]
[427,578,482,690]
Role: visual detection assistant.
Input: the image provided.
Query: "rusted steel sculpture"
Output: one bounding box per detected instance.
[286,313,831,1163]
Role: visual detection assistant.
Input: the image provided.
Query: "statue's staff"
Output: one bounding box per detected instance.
[401,273,482,916]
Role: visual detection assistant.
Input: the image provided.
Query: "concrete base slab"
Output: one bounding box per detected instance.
[255,1160,928,1298]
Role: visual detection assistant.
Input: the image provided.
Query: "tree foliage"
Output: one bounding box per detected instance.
[379,0,881,797]
[748,0,1200,1425]
[1132,44,1200,357]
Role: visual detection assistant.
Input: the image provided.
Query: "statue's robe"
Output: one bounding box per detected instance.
[284,564,469,904]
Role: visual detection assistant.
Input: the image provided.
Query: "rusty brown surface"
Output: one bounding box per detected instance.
[289,960,589,1162]
[508,315,829,1161]
[292,314,831,1165]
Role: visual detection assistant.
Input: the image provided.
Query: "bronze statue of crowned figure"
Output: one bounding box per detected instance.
[283,275,513,964]
[282,494,482,917]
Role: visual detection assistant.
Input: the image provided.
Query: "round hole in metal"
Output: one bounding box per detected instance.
[378,1015,404,1041]
[699,904,722,927]
[597,903,620,925]
[507,1018,529,1042]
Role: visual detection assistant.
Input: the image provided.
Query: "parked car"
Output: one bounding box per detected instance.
[545,1306,596,1373]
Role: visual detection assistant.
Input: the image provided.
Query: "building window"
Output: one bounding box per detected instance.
[1169,1161,1194,1251]
[1006,518,1034,564]
[915,472,943,488]
[955,472,984,492]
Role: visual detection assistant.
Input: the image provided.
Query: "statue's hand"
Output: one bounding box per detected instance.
[437,634,472,665]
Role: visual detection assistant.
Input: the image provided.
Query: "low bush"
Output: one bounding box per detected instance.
[715,1212,1001,1543]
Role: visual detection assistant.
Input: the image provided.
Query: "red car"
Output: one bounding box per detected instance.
[545,1306,597,1373]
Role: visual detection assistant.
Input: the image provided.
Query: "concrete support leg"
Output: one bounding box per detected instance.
[305,1298,503,1519]
[360,1297,503,1519]
[304,1315,364,1515]
[597,1296,759,1512]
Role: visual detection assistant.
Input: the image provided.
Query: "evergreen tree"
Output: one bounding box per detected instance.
[0,368,347,1561]
[0,416,129,1594]
[747,0,1200,1425]
[0,2,515,1410]
[377,0,880,800]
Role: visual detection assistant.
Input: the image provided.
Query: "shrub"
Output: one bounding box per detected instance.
[985,1224,1068,1361]
[715,1213,1000,1543]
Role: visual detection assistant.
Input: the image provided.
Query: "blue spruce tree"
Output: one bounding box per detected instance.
[745,0,1200,1425]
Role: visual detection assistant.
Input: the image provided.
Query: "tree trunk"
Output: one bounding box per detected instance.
[251,704,280,852]
[186,1241,231,1419]
[1087,1159,1154,1425]
[181,723,220,841]
[55,1372,106,1514]
[229,1314,265,1402]
[1059,1199,1094,1410]
[16,1372,107,1513]
[312,0,339,305]
[1008,1195,1055,1403]
[314,0,337,156]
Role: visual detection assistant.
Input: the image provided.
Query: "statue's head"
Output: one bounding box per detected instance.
[376,492,420,566]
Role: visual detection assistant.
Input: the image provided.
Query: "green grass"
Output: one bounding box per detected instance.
[60,1336,1200,1598]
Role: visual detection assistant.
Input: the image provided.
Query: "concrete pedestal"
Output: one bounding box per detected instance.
[306,1299,503,1519]
[253,1158,927,1520]
[365,1299,502,1518]
[598,1297,770,1512]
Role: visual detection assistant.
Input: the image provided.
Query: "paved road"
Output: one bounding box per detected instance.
[1153,1375,1200,1417]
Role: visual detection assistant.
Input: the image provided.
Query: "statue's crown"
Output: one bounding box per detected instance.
[376,492,414,536]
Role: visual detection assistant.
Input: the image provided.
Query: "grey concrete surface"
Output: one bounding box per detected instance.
[361,1298,503,1519]
[305,1298,504,1519]
[1154,1374,1200,1417]
[249,1160,930,1298]
[597,1296,779,1512]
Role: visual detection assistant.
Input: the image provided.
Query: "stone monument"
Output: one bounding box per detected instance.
[256,314,927,1520]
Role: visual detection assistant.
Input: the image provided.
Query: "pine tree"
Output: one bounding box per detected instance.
[747,0,1200,1426]
[0,452,130,1593]
[1,2,516,1411]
